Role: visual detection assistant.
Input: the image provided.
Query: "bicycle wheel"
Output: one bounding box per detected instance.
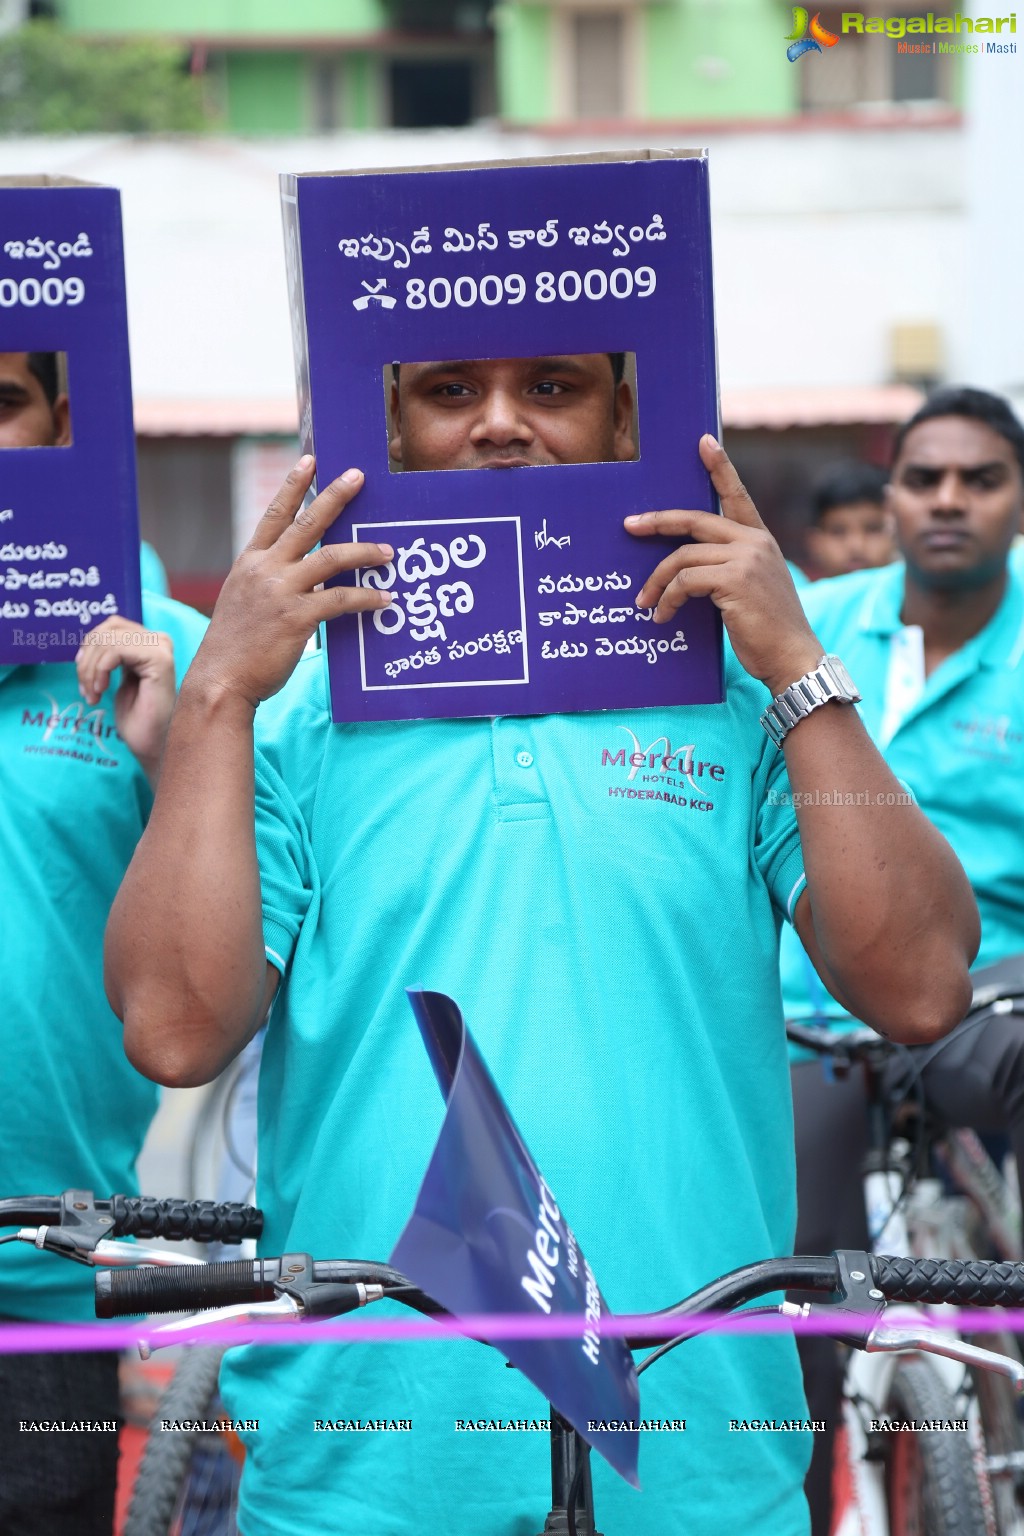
[884,1355,988,1536]
[123,1346,240,1536]
[964,1332,1024,1536]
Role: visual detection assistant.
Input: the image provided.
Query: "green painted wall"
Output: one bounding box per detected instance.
[495,0,799,124]
[225,52,305,131]
[645,1,797,120]
[344,52,377,129]
[59,0,383,37]
[493,4,550,124]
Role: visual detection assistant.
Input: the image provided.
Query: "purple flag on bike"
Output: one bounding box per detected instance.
[390,987,641,1486]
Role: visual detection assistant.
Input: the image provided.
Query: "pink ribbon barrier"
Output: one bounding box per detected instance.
[2,1306,1024,1355]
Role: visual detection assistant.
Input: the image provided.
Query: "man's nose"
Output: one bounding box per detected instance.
[469,389,533,446]
[932,470,966,516]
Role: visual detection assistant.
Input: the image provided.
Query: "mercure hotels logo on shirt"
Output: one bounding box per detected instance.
[786,8,1016,58]
[600,727,726,813]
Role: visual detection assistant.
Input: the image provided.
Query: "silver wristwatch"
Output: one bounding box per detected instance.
[760,654,861,747]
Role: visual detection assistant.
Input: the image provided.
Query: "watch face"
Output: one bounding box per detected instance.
[823,655,859,698]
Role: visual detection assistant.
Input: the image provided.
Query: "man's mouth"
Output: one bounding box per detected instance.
[475,456,538,469]
[921,528,971,550]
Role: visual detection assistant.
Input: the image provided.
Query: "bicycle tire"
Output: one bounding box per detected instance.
[965,1331,1024,1536]
[884,1354,989,1536]
[123,1346,237,1536]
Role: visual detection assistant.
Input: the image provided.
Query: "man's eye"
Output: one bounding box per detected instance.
[433,383,473,399]
[529,381,568,396]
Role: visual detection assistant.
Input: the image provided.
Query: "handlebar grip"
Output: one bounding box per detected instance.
[109,1197,263,1243]
[95,1260,275,1318]
[871,1254,1024,1306]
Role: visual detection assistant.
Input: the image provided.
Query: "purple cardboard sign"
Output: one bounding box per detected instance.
[282,151,723,722]
[391,988,641,1487]
[0,178,141,665]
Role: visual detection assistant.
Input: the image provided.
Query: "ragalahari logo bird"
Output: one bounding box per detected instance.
[785,8,840,59]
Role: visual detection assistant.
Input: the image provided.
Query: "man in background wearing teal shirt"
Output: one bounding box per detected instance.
[108,355,978,1536]
[0,349,207,1533]
[782,386,1024,1536]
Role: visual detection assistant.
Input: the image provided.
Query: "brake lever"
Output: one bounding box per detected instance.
[136,1278,386,1358]
[139,1295,304,1358]
[864,1322,1024,1390]
[20,1229,206,1268]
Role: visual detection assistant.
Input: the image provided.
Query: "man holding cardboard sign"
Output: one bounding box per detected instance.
[108,398,978,1534]
[0,331,206,1530]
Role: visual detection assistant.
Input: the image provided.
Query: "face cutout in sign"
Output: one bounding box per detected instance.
[390,988,641,1487]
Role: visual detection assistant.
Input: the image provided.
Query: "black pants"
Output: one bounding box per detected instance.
[0,1339,120,1535]
[792,1004,1024,1536]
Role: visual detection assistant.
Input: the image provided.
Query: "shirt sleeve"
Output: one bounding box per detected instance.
[254,746,315,977]
[753,736,806,925]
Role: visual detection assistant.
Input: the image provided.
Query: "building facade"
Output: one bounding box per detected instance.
[53,0,963,131]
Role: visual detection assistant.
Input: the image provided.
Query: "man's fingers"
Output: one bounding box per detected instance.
[625,508,737,543]
[295,539,396,589]
[246,455,317,552]
[698,435,766,530]
[277,468,367,557]
[75,621,172,704]
[77,645,119,704]
[648,563,724,623]
[636,545,730,614]
[304,582,401,627]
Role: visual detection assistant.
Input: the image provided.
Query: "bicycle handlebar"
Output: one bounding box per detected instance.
[0,1192,263,1244]
[94,1250,1024,1331]
[870,1254,1024,1307]
[95,1257,441,1319]
[108,1196,263,1244]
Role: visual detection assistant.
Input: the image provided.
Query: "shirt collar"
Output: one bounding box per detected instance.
[857,560,1024,671]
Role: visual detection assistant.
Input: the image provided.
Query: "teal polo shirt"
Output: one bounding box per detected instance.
[0,594,207,1320]
[139,539,170,597]
[221,646,812,1536]
[780,561,1024,1024]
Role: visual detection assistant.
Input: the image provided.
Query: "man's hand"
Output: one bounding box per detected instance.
[626,435,821,696]
[76,617,176,787]
[188,456,395,711]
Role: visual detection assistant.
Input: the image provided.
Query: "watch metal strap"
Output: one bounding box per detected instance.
[760,655,861,748]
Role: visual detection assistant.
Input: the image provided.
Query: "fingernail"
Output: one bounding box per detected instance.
[342,468,363,485]
[378,543,394,560]
[703,433,720,450]
[625,514,645,526]
[297,454,314,471]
